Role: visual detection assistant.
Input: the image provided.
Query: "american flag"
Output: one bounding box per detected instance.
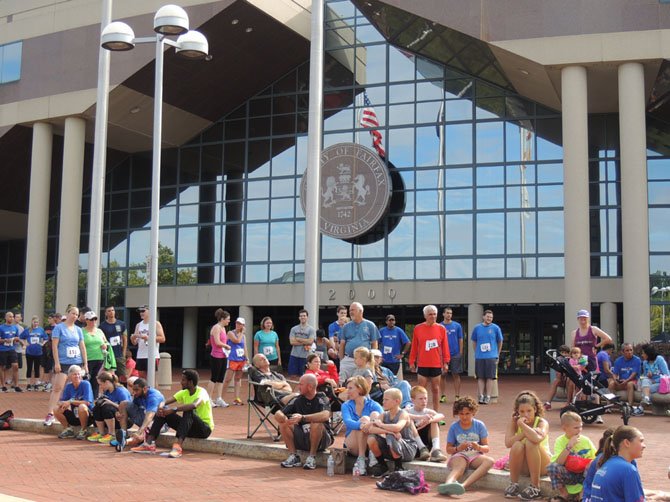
[360,92,385,158]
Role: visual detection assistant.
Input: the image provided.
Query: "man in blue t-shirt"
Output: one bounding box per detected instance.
[117,377,165,450]
[99,306,127,381]
[608,343,641,407]
[0,311,21,392]
[338,302,380,384]
[471,310,503,405]
[440,307,464,402]
[378,314,410,376]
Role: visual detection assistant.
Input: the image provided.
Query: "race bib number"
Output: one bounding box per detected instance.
[30,336,40,345]
[480,343,491,353]
[383,346,393,354]
[66,346,81,359]
[73,406,79,418]
[425,339,438,351]
[301,423,311,433]
[235,347,245,358]
[263,346,274,356]
[109,336,121,346]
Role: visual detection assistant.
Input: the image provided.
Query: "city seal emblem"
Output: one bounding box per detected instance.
[300,143,392,240]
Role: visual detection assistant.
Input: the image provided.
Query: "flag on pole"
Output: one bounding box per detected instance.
[360,92,385,157]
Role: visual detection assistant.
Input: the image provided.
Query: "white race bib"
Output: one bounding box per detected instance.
[301,423,311,433]
[425,339,438,351]
[109,336,121,346]
[480,343,491,353]
[30,336,40,345]
[66,346,81,359]
[383,346,393,354]
[263,346,273,356]
[223,347,231,357]
[235,347,245,358]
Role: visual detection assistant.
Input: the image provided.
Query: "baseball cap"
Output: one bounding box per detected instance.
[577,309,590,318]
[370,349,382,358]
[84,311,97,320]
[137,305,149,312]
[236,317,246,325]
[386,314,395,321]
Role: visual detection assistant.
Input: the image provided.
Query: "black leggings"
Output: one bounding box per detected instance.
[88,360,104,397]
[26,354,42,379]
[148,410,211,442]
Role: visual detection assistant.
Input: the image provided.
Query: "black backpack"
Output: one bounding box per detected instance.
[0,409,14,430]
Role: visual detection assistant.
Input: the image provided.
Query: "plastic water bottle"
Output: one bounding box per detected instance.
[352,462,361,481]
[327,455,335,477]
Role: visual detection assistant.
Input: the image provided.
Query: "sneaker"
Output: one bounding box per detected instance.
[483,395,491,404]
[126,434,144,448]
[76,429,88,440]
[216,397,229,408]
[131,443,157,454]
[160,423,170,434]
[115,429,127,452]
[98,434,113,444]
[13,386,23,393]
[168,443,183,458]
[417,446,430,461]
[504,482,521,498]
[26,385,33,392]
[355,457,367,476]
[518,484,542,500]
[439,394,447,403]
[280,453,302,468]
[631,406,645,416]
[233,398,244,406]
[641,396,651,407]
[595,416,604,424]
[58,427,75,439]
[437,482,465,496]
[45,383,52,391]
[478,395,485,404]
[303,455,317,470]
[429,448,448,462]
[543,402,551,411]
[87,433,103,442]
[369,462,389,478]
[110,439,119,447]
[43,413,55,426]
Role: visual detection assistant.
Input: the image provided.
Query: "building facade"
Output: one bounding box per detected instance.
[1,0,669,374]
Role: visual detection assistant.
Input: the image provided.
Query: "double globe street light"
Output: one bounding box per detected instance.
[101,5,209,387]
[651,285,670,334]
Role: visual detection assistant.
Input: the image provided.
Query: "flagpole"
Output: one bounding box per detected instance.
[437,100,446,279]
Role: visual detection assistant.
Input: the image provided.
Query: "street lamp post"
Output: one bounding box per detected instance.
[101,5,209,387]
[651,285,669,334]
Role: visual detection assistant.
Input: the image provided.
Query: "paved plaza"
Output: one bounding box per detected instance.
[0,373,668,501]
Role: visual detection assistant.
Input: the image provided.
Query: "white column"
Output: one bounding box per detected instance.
[618,62,650,345]
[24,123,53,319]
[467,303,483,377]
[561,65,591,342]
[600,302,617,344]
[239,306,254,356]
[182,307,197,368]
[55,117,86,312]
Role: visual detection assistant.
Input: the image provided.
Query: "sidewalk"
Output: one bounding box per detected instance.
[1,372,668,495]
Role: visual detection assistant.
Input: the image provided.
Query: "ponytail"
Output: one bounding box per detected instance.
[597,435,616,468]
[597,425,641,468]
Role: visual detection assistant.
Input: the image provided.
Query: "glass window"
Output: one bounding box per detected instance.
[416,81,443,102]
[247,180,270,199]
[0,41,22,83]
[270,222,294,261]
[444,167,472,188]
[538,257,564,277]
[476,165,504,186]
[324,108,354,131]
[128,230,149,265]
[445,124,472,165]
[648,158,670,180]
[356,24,385,44]
[476,213,504,255]
[387,216,414,258]
[476,187,504,210]
[416,215,440,256]
[270,264,295,283]
[416,169,440,190]
[358,44,387,85]
[444,188,473,211]
[270,198,294,220]
[388,128,414,167]
[177,227,198,264]
[444,99,472,121]
[159,205,176,226]
[506,212,536,254]
[416,126,440,167]
[108,235,127,267]
[537,185,562,208]
[537,211,564,253]
[445,258,473,279]
[389,104,414,126]
[322,261,351,281]
[415,189,439,213]
[353,261,384,280]
[649,181,670,204]
[536,119,562,160]
[445,214,473,255]
[388,260,414,280]
[476,122,504,163]
[246,223,269,261]
[272,144,296,176]
[245,264,268,283]
[416,260,441,279]
[507,257,536,278]
[356,238,384,259]
[246,199,269,221]
[650,208,670,251]
[271,178,295,198]
[477,258,504,278]
[506,185,536,210]
[178,204,198,225]
[388,46,414,82]
[537,163,563,183]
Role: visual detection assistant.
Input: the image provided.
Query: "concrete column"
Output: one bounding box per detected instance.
[600,302,617,344]
[55,117,86,312]
[619,62,650,344]
[182,307,197,368]
[467,303,483,377]
[239,305,254,355]
[561,65,591,343]
[24,123,53,320]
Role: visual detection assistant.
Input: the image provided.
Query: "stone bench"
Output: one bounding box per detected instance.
[614,390,670,415]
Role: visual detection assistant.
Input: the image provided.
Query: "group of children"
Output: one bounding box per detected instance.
[362,384,650,501]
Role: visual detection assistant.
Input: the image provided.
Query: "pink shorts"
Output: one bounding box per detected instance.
[448,451,483,468]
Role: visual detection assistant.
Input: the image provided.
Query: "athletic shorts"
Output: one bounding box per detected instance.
[475,358,497,380]
[135,358,159,372]
[228,360,245,372]
[417,366,442,378]
[0,351,18,368]
[293,423,333,452]
[448,355,463,374]
[448,451,483,468]
[63,408,94,427]
[287,355,306,376]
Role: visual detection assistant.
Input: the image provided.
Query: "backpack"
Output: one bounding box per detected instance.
[376,469,430,495]
[659,374,670,394]
[0,409,14,430]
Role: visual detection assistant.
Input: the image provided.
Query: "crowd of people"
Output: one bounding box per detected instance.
[1,302,669,500]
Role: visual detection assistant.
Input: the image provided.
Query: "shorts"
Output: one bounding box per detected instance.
[373,434,417,462]
[448,451,483,468]
[475,358,498,380]
[135,358,159,373]
[293,424,333,452]
[0,351,18,368]
[417,367,442,378]
[287,355,306,376]
[63,408,94,427]
[228,360,245,372]
[448,355,463,374]
[210,356,227,383]
[125,401,147,428]
[58,363,79,375]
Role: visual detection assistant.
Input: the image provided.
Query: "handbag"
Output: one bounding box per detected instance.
[659,374,670,394]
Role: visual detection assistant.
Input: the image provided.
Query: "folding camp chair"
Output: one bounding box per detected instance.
[246,366,286,442]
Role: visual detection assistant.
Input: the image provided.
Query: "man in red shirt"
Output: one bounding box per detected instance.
[409,305,450,411]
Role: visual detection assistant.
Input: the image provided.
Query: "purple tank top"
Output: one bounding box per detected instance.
[573,326,597,371]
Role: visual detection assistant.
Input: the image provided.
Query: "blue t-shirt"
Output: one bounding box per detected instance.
[99,320,127,358]
[61,380,94,408]
[0,324,20,352]
[642,355,669,384]
[328,320,343,340]
[341,396,383,437]
[471,323,503,360]
[612,355,641,380]
[596,350,612,379]
[20,327,48,356]
[583,454,638,501]
[342,319,380,357]
[590,455,644,502]
[52,323,84,365]
[446,418,489,447]
[441,321,464,357]
[379,326,410,363]
[104,385,132,404]
[133,387,164,413]
[254,330,279,361]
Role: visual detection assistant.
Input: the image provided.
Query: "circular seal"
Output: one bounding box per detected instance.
[300,143,392,240]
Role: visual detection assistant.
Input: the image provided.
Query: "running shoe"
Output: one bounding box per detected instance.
[429,448,448,462]
[43,413,55,426]
[216,397,229,408]
[504,482,520,498]
[303,455,317,470]
[98,434,113,444]
[417,446,430,461]
[13,386,23,393]
[439,395,447,403]
[58,427,75,439]
[76,429,88,440]
[232,398,244,406]
[369,462,389,478]
[280,453,302,468]
[131,443,156,454]
[115,429,127,452]
[87,433,103,442]
[631,406,645,416]
[168,443,183,458]
[518,484,542,500]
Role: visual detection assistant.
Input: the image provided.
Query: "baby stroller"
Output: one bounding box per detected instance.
[545,349,632,425]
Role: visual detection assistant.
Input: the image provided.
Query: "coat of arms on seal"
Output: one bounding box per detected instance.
[300,143,392,240]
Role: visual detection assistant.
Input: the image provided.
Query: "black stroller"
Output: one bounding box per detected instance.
[545,349,632,425]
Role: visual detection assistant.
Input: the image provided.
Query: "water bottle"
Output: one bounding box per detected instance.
[327,455,335,477]
[352,462,361,481]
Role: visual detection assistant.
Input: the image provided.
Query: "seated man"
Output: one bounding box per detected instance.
[131,369,214,458]
[275,373,333,470]
[249,353,298,406]
[608,343,641,410]
[54,365,94,440]
[115,377,164,450]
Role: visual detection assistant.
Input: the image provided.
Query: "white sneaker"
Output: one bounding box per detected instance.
[641,396,651,407]
[216,398,229,408]
[595,415,604,424]
[356,457,366,476]
[303,455,317,470]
